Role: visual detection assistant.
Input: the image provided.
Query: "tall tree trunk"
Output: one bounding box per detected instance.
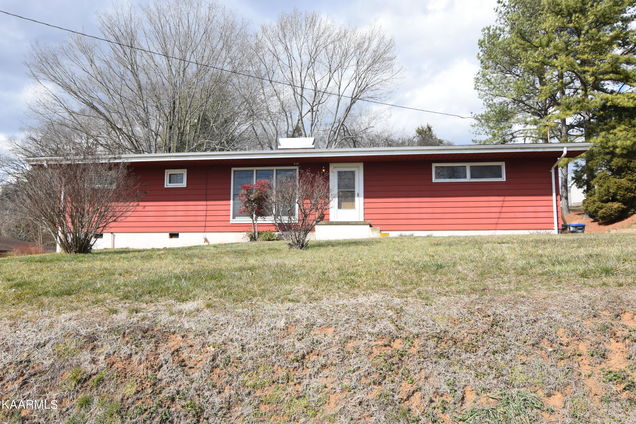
[560,165,570,217]
[251,213,258,241]
[557,71,570,216]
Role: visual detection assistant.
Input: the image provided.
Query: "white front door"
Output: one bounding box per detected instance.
[330,163,364,221]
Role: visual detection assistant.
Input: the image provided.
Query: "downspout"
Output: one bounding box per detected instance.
[551,147,568,234]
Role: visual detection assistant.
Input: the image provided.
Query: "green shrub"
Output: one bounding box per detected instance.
[584,173,635,223]
[595,174,636,204]
[257,231,279,241]
[246,231,278,241]
[584,198,628,224]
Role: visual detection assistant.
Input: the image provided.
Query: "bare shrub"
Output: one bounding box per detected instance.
[0,180,55,247]
[7,156,141,253]
[272,169,330,249]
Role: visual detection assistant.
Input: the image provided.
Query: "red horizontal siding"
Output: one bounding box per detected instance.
[106,163,319,233]
[363,158,556,231]
[105,157,558,233]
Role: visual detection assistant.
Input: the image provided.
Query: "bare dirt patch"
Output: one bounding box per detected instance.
[544,391,565,409]
[311,326,335,336]
[566,210,636,233]
[606,338,629,370]
[621,311,636,328]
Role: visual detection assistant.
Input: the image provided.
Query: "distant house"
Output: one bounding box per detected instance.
[0,236,39,256]
[35,141,590,250]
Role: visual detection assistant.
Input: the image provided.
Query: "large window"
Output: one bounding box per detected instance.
[231,167,298,221]
[432,162,505,182]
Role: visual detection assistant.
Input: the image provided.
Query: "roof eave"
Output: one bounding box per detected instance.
[27,143,592,165]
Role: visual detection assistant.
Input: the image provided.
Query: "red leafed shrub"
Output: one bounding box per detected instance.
[239,179,272,241]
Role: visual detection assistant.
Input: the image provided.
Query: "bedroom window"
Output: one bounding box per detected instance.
[89,170,116,189]
[432,162,505,182]
[231,167,298,221]
[165,169,187,187]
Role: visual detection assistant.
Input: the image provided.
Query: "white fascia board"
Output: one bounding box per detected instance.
[27,143,592,165]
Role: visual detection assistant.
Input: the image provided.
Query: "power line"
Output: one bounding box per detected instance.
[0,8,476,120]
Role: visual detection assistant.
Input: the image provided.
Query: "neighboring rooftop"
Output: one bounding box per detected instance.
[0,236,36,253]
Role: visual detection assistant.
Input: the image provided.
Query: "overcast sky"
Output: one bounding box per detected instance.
[0,0,498,152]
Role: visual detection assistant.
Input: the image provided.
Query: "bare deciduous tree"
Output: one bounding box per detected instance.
[7,156,141,253]
[243,11,399,149]
[272,169,330,249]
[24,4,401,155]
[0,181,54,248]
[27,0,250,154]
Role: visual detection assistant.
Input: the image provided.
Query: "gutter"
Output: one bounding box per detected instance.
[551,147,568,234]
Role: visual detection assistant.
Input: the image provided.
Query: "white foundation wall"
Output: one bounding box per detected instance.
[88,228,556,250]
[385,229,554,237]
[92,232,248,249]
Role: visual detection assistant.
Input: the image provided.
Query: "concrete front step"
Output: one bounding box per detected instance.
[315,222,379,240]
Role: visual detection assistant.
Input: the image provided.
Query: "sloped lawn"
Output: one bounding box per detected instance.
[0,234,635,423]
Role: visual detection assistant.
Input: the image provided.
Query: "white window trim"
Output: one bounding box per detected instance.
[164,169,187,188]
[432,162,506,182]
[230,166,299,223]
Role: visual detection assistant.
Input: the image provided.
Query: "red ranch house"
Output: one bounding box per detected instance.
[82,141,588,249]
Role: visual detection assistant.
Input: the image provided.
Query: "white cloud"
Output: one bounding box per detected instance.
[0,133,12,154]
[373,58,481,142]
[0,82,51,138]
[333,0,497,143]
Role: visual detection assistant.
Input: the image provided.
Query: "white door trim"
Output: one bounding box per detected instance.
[329,163,364,221]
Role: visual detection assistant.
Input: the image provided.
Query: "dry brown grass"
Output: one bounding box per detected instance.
[1,290,636,423]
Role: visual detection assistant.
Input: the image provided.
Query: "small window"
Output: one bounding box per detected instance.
[470,164,503,180]
[434,165,467,181]
[165,169,187,188]
[91,172,116,189]
[94,233,104,239]
[169,233,179,239]
[432,162,505,182]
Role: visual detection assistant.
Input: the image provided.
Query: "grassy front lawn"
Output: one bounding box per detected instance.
[0,234,634,314]
[2,234,636,423]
